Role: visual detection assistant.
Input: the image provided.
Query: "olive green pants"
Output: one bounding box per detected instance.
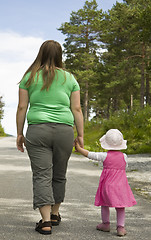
[25,123,74,210]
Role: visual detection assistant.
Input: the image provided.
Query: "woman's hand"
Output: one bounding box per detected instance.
[74,138,89,157]
[74,136,84,152]
[16,135,26,152]
[76,136,84,148]
[74,139,81,152]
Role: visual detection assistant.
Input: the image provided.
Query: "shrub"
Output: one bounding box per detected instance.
[0,124,5,137]
[74,106,151,154]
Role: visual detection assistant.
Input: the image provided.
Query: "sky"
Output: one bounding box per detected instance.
[0,0,123,136]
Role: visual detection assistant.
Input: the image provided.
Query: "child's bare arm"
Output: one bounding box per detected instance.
[75,141,89,157]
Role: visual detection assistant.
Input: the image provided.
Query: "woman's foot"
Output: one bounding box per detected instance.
[35,220,52,235]
[96,222,110,232]
[51,213,61,226]
[117,226,126,236]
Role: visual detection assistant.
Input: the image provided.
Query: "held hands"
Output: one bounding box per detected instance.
[74,135,83,152]
[16,135,26,152]
[77,136,84,148]
[74,138,89,157]
[74,139,81,152]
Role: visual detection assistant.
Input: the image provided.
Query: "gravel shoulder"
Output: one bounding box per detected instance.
[126,154,151,201]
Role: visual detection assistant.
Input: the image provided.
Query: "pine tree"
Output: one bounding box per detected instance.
[58,0,103,120]
[99,0,151,111]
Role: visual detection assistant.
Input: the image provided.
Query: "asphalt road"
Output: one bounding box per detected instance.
[0,137,151,240]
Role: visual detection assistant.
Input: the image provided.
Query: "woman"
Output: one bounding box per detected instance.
[16,40,84,235]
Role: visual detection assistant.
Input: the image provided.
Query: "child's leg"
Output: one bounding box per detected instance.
[96,206,110,231]
[115,207,125,227]
[101,206,110,223]
[115,208,127,236]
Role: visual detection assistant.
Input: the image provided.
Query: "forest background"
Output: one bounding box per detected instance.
[0,0,151,154]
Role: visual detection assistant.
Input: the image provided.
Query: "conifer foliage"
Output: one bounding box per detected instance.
[59,0,151,120]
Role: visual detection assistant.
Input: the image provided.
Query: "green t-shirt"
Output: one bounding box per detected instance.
[19,69,80,126]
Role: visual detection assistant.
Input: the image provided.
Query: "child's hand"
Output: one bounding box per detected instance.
[75,139,80,152]
[75,139,89,157]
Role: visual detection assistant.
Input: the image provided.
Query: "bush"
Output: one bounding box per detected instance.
[0,124,5,137]
[100,106,151,154]
[74,106,151,154]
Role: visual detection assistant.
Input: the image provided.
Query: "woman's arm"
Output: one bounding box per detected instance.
[70,90,84,148]
[16,88,29,152]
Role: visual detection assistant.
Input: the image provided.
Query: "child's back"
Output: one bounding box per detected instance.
[95,150,137,208]
[103,150,126,169]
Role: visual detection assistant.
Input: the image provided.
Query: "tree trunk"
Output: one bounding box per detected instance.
[106,98,111,119]
[146,72,150,105]
[113,97,118,112]
[84,24,89,121]
[140,43,145,108]
[131,94,133,110]
[146,56,150,105]
[84,81,89,121]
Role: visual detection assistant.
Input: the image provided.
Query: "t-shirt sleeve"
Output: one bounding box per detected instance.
[19,73,30,90]
[71,74,80,92]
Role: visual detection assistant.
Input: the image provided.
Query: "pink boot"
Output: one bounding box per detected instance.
[96,222,110,232]
[117,226,127,236]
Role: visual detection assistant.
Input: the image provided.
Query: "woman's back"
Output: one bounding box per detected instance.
[19,69,80,126]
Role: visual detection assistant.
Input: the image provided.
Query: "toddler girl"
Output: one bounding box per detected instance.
[75,129,137,237]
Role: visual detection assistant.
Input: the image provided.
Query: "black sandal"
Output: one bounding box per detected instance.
[35,220,52,235]
[51,213,61,226]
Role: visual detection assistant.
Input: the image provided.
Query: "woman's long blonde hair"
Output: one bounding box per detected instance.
[23,40,63,90]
